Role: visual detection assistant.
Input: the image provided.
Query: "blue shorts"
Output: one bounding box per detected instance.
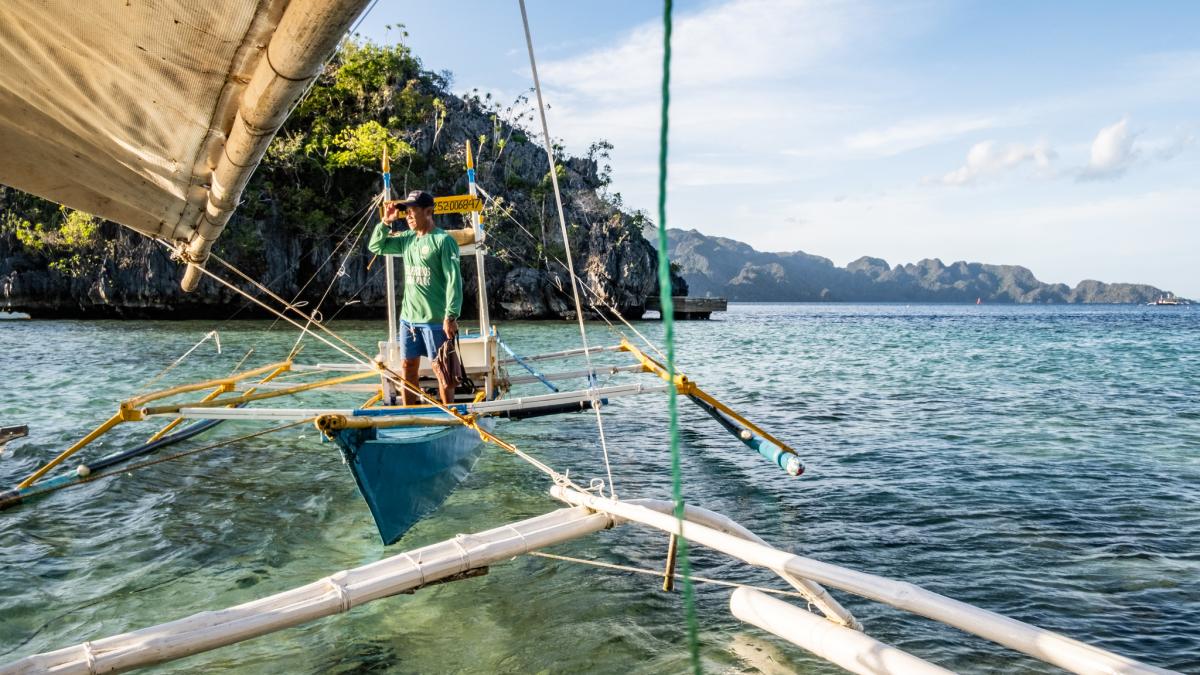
[400,320,449,360]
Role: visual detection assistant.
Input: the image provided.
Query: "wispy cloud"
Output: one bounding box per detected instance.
[532,0,910,214]
[941,140,1056,186]
[1145,130,1195,161]
[846,115,1001,156]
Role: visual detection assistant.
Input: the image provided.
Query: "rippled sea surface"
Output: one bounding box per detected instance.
[1,304,1197,673]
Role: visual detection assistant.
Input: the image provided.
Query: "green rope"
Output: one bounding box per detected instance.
[654,1,701,671]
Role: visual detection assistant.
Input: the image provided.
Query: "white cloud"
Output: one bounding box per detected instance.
[845,115,1000,156]
[530,0,908,218]
[539,0,871,100]
[941,139,1055,186]
[1079,117,1137,180]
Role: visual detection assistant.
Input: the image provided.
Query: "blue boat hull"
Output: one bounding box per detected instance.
[331,419,491,545]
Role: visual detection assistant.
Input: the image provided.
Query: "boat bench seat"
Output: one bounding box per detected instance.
[376,335,495,379]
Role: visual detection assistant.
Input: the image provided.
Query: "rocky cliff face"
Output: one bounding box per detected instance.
[662,228,1180,304]
[0,43,680,320]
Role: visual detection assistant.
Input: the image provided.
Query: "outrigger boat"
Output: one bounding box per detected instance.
[1149,294,1186,306]
[0,1,1179,673]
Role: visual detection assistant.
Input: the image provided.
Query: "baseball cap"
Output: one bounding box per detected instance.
[396,190,435,208]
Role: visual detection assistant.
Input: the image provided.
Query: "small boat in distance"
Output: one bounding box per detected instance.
[1149,294,1187,306]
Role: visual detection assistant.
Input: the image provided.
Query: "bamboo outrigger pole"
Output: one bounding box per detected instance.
[12,361,294,490]
[619,339,805,476]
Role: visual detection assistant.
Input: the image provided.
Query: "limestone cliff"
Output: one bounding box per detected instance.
[0,41,681,320]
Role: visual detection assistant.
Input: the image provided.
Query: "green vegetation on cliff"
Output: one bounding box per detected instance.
[0,37,669,319]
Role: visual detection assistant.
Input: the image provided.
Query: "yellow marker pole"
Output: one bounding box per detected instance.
[17,413,123,489]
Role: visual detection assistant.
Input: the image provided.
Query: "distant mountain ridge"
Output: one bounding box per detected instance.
[658,228,1180,304]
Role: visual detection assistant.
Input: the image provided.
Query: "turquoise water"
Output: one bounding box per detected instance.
[0,304,1197,673]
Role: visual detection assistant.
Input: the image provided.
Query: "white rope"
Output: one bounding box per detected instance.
[403,552,427,586]
[82,641,98,675]
[161,240,372,367]
[452,534,473,568]
[136,330,221,394]
[519,0,618,499]
[159,240,600,498]
[505,524,531,550]
[477,184,668,362]
[325,574,352,613]
[288,194,381,357]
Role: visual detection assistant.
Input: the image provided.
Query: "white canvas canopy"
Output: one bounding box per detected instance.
[0,0,370,290]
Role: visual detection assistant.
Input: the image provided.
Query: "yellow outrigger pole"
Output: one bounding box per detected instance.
[8,362,388,494]
[620,339,805,476]
[14,361,290,489]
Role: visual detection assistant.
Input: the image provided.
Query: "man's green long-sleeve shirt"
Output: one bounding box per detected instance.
[367,222,463,323]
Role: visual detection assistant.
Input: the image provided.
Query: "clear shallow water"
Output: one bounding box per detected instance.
[0,303,1197,673]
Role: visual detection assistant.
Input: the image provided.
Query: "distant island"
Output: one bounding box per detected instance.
[659,228,1183,304]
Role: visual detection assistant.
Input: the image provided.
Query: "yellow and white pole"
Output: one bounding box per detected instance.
[465,141,494,398]
[382,148,398,348]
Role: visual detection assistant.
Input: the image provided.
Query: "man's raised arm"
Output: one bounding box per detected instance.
[368,220,409,256]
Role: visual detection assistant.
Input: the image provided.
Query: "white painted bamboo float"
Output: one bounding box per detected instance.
[552,486,1175,675]
[237,365,647,392]
[0,506,611,675]
[4,490,1177,674]
[292,363,374,372]
[505,364,646,385]
[628,498,860,630]
[498,344,625,364]
[295,345,627,374]
[731,588,953,675]
[164,383,670,421]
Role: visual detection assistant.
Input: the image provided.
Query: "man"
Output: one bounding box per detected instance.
[368,190,463,405]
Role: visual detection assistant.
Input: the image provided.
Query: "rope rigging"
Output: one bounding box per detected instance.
[39,1,695,653]
[518,0,618,500]
[473,183,669,362]
[132,194,381,400]
[158,238,595,497]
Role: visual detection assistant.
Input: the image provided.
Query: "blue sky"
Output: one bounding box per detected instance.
[358,1,1198,297]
